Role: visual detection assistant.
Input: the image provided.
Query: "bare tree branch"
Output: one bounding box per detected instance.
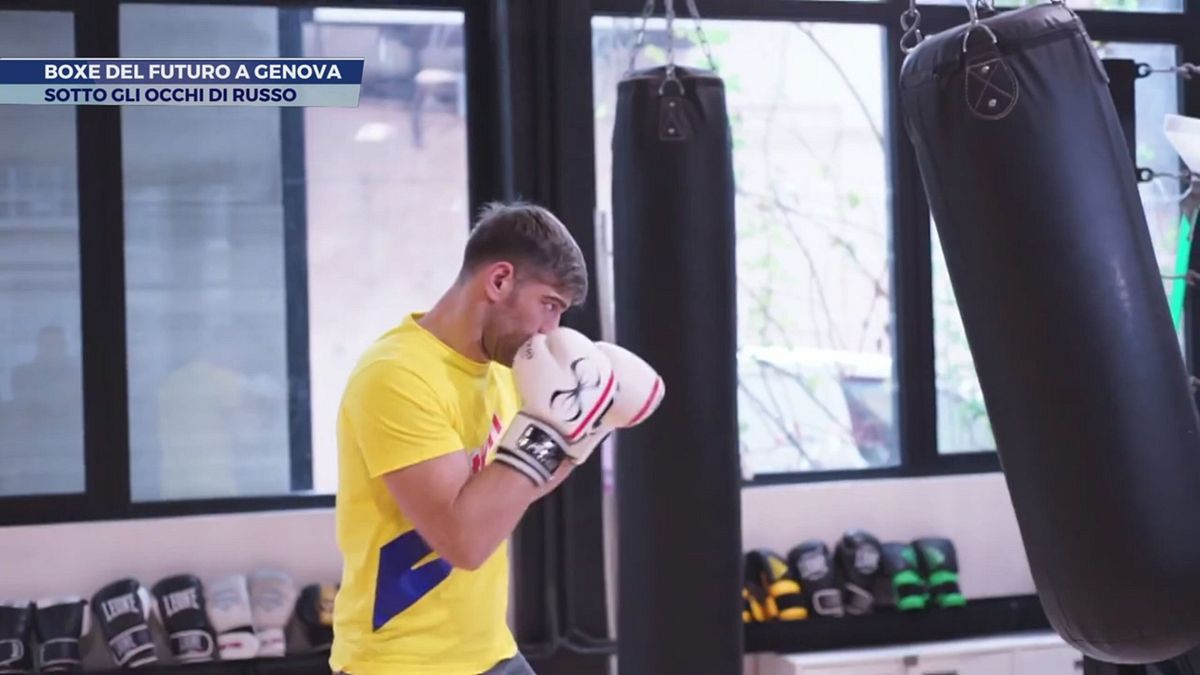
[757,359,856,440]
[793,22,885,148]
[766,180,844,349]
[737,376,813,467]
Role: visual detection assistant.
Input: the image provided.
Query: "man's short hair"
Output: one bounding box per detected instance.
[461,202,588,305]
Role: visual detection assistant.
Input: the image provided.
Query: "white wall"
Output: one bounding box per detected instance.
[1,508,340,602]
[740,472,1037,675]
[1,470,1032,672]
[1,471,1032,610]
[2,508,339,669]
[741,471,1034,599]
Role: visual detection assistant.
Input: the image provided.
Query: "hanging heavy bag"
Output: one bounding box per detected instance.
[900,0,1200,663]
[613,5,741,674]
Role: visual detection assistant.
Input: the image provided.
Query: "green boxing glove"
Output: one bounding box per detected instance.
[913,537,967,608]
[879,543,928,611]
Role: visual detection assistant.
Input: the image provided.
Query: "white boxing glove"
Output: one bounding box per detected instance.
[568,341,666,464]
[247,570,296,658]
[496,328,617,485]
[204,575,259,660]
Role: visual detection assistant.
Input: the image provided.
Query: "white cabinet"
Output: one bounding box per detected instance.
[1013,645,1084,674]
[906,650,1013,675]
[757,654,905,675]
[755,632,1081,675]
[803,663,907,675]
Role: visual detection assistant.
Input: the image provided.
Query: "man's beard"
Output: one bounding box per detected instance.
[495,334,522,367]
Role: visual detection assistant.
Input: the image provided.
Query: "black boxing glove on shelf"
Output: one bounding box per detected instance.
[152,574,216,663]
[788,540,844,618]
[744,550,808,621]
[835,530,882,616]
[296,584,336,651]
[742,582,769,624]
[0,601,33,674]
[34,598,88,672]
[91,579,158,668]
[880,543,928,611]
[914,537,967,608]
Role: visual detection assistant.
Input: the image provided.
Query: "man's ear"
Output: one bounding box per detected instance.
[483,262,516,302]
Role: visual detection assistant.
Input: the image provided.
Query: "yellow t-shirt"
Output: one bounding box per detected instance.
[331,313,520,675]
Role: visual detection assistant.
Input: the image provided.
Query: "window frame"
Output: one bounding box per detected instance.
[3,0,1198,526]
[591,0,1200,487]
[0,0,480,526]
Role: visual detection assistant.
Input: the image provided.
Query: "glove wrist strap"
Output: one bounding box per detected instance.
[39,638,81,670]
[217,629,260,660]
[108,625,157,667]
[168,628,215,662]
[256,627,286,657]
[495,413,570,486]
[0,639,30,672]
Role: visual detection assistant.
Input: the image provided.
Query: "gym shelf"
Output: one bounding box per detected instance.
[744,595,1051,654]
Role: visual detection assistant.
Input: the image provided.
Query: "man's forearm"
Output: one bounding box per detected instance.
[445,462,571,570]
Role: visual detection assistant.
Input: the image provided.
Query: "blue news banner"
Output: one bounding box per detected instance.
[0,58,364,107]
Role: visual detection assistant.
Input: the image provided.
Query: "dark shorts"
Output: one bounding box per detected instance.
[481,653,536,675]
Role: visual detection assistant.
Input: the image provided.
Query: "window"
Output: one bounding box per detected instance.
[592,0,1197,483]
[593,18,893,479]
[303,9,469,494]
[121,5,293,501]
[3,0,1195,519]
[931,41,1184,455]
[0,11,84,497]
[118,5,470,501]
[919,0,1182,13]
[1095,42,1186,308]
[0,2,473,523]
[930,229,997,455]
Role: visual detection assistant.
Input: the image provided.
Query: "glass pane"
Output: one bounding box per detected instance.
[918,0,1181,13]
[933,42,1183,454]
[931,228,997,454]
[1095,43,1184,305]
[593,19,893,477]
[122,5,291,500]
[122,6,469,500]
[304,9,469,494]
[0,12,84,497]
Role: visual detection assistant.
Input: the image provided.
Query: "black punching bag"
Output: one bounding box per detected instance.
[901,3,1200,663]
[612,65,742,674]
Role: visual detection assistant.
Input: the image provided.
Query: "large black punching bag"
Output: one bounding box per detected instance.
[612,65,742,675]
[901,2,1200,663]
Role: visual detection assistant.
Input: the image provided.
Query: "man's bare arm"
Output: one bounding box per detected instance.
[382,453,572,570]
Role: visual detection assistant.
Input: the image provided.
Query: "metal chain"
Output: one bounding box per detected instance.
[626,0,714,92]
[1137,62,1200,80]
[656,0,687,94]
[899,0,923,54]
[626,0,657,75]
[899,7,923,53]
[1138,167,1193,183]
[685,0,719,72]
[664,0,677,82]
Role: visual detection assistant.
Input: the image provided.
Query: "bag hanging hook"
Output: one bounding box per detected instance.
[961,0,998,54]
[899,0,924,55]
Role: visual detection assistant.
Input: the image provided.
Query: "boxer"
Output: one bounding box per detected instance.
[331,202,663,675]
